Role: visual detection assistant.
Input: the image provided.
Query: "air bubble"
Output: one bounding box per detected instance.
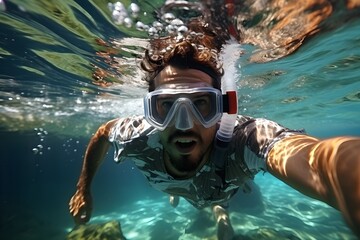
[148,27,158,36]
[152,21,163,31]
[170,19,184,27]
[124,17,133,28]
[128,3,140,17]
[114,2,126,12]
[0,0,6,11]
[165,25,176,34]
[107,2,114,11]
[136,21,146,31]
[162,13,176,23]
[113,10,128,25]
[177,25,188,35]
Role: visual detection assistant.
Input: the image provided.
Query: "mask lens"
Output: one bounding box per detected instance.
[155,95,175,121]
[191,92,217,121]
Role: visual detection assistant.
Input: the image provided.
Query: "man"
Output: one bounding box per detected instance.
[69,21,360,239]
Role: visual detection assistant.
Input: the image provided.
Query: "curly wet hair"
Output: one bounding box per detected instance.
[140,19,229,91]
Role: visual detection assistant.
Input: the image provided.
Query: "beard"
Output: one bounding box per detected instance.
[166,153,201,172]
[161,128,215,176]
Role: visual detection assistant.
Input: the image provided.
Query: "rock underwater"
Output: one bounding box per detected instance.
[66,221,126,240]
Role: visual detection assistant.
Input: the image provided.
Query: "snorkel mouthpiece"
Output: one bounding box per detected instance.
[175,100,194,131]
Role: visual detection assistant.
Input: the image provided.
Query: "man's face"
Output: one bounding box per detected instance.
[153,65,218,177]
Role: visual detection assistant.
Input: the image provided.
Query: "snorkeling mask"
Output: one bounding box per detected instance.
[144,83,226,131]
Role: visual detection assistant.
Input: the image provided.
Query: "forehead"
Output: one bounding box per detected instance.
[154,65,213,88]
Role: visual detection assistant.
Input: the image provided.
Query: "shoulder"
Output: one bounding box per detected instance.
[234,115,303,136]
[233,115,305,157]
[231,115,305,173]
[108,115,156,142]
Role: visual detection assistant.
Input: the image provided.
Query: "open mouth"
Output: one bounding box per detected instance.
[175,139,196,153]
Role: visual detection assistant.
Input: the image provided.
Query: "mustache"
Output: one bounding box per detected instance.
[168,130,200,142]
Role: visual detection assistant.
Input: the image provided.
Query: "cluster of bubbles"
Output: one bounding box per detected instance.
[32,127,50,155]
[62,138,80,155]
[108,1,202,39]
[107,1,223,72]
[32,130,81,156]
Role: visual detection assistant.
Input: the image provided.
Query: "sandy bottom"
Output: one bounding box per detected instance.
[81,174,356,240]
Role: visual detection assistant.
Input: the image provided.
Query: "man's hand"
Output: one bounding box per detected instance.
[169,195,179,208]
[69,189,93,225]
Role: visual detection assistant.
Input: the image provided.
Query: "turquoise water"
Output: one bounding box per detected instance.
[1,0,360,239]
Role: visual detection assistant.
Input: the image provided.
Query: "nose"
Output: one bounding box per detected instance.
[174,103,194,131]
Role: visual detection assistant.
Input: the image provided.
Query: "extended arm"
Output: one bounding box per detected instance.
[267,135,360,237]
[69,119,118,224]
